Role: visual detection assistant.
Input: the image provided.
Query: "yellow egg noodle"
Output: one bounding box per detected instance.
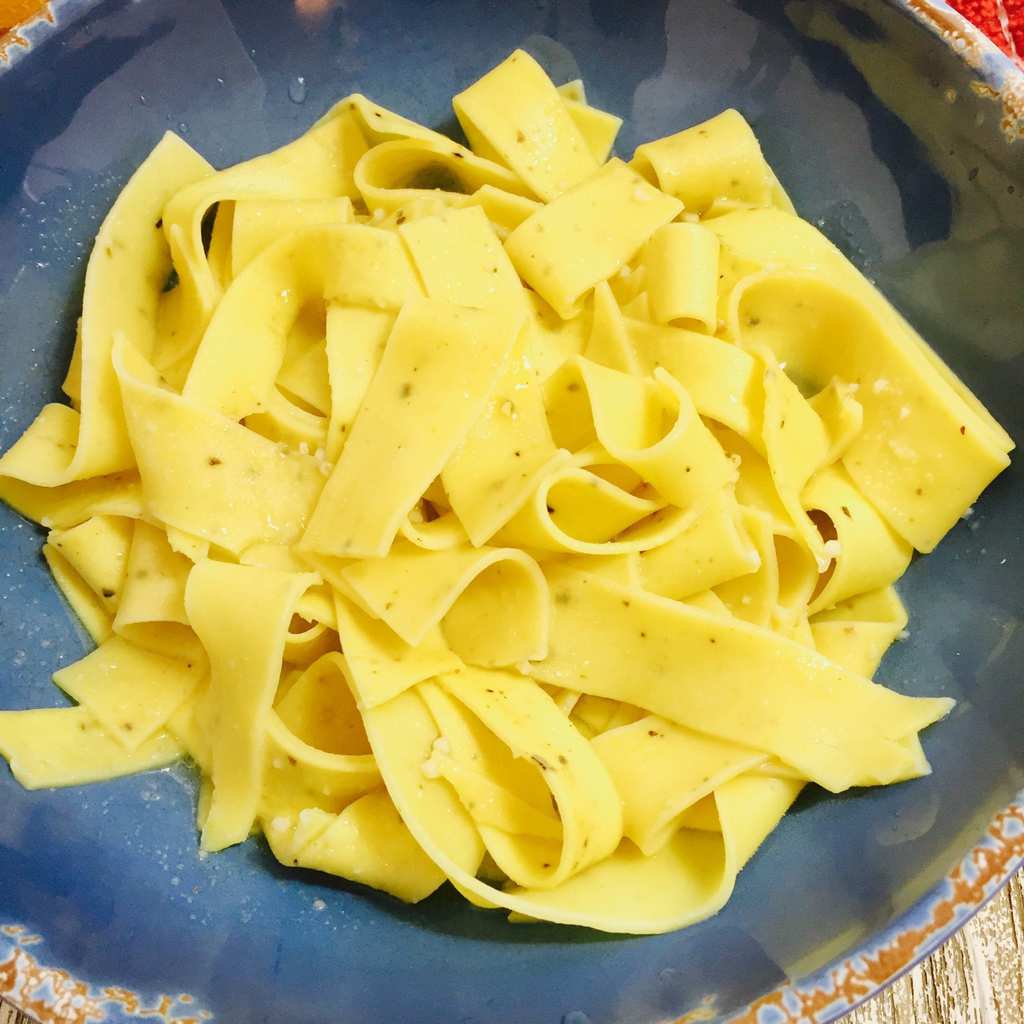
[0,49,1011,934]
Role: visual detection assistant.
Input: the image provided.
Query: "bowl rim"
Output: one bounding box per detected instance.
[0,2,1022,1023]
[727,13,1024,1024]
[724,793,1024,1023]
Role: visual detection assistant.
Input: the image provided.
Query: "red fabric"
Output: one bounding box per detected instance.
[947,0,1024,60]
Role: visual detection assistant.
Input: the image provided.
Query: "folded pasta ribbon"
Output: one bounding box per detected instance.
[631,108,782,215]
[184,224,422,421]
[158,107,369,371]
[543,356,736,510]
[0,134,212,486]
[713,210,1013,549]
[494,456,692,556]
[453,49,601,201]
[420,668,622,890]
[354,136,531,215]
[361,672,802,933]
[340,541,548,667]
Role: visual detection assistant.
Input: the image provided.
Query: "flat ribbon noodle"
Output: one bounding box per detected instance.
[526,566,952,791]
[494,456,693,556]
[302,299,522,558]
[185,561,318,851]
[803,464,912,614]
[591,716,768,855]
[811,587,909,678]
[505,159,682,319]
[52,635,202,752]
[0,708,183,789]
[113,520,204,660]
[644,222,721,332]
[631,109,777,215]
[113,337,325,555]
[230,196,353,277]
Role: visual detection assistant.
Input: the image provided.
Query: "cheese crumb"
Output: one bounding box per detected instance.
[299,441,310,456]
[372,208,385,221]
[899,405,911,420]
[962,506,975,520]
[823,539,842,560]
[312,898,327,912]
[617,265,632,280]
[270,816,290,833]
[888,439,918,462]
[872,378,891,394]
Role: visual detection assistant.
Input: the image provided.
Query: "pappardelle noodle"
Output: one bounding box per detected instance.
[0,50,1011,934]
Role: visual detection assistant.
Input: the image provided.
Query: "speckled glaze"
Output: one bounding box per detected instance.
[1,2,1022,1023]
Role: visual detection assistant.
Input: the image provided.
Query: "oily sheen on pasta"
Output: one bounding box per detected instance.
[0,50,1012,935]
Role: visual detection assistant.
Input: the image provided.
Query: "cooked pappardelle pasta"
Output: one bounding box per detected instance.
[0,50,1012,934]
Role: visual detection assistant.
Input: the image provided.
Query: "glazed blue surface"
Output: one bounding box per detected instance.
[1,2,1023,1022]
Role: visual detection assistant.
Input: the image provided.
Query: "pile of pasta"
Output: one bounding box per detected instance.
[0,51,1012,934]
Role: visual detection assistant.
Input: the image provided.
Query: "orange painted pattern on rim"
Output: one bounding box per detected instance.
[0,0,51,61]
[0,926,210,1024]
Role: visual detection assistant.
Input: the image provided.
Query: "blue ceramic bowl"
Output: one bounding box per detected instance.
[1,2,1022,1022]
